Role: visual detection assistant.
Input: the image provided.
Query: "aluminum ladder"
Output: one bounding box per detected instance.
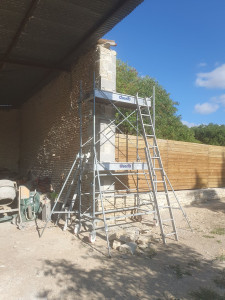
[136,95,179,243]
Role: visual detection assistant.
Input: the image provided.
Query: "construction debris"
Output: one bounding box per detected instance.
[108,227,158,257]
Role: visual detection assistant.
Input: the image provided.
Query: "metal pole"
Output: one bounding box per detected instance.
[153,86,155,130]
[153,86,156,190]
[152,86,157,223]
[164,173,192,231]
[78,81,83,231]
[92,72,96,229]
[94,148,111,257]
[136,93,140,212]
[40,153,79,237]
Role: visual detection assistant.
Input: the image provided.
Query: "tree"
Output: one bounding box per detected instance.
[116,60,197,142]
[191,123,225,146]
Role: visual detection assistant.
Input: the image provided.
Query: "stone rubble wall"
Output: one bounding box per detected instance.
[0,109,20,175]
[20,47,96,192]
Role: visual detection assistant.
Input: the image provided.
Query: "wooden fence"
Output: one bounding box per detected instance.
[115,134,225,191]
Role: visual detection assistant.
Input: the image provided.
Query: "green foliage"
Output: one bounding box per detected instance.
[202,235,215,238]
[216,254,225,262]
[116,60,225,146]
[116,60,197,142]
[191,123,225,146]
[49,191,58,201]
[211,227,225,235]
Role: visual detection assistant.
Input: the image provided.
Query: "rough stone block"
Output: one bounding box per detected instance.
[135,247,144,256]
[145,246,157,258]
[118,243,137,255]
[108,232,118,241]
[112,240,121,250]
[138,244,149,251]
[118,244,131,254]
[109,232,119,242]
[119,230,139,243]
[137,235,151,245]
[126,242,137,255]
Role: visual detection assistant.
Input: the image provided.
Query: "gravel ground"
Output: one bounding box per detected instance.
[0,197,225,300]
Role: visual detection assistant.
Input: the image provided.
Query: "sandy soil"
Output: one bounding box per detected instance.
[0,198,225,300]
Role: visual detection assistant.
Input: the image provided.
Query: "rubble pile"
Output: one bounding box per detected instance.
[108,227,158,257]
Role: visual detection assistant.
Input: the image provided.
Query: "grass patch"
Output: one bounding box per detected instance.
[214,269,225,289]
[169,264,192,279]
[211,228,225,235]
[216,254,225,262]
[189,287,225,300]
[217,240,222,244]
[203,235,215,238]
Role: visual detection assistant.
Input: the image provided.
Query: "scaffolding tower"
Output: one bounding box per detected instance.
[41,79,191,257]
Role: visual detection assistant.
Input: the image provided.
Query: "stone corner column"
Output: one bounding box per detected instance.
[94,42,117,204]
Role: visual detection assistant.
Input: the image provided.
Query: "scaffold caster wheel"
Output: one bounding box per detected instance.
[89,231,96,243]
[18,223,23,230]
[63,223,68,231]
[11,216,16,225]
[15,216,24,230]
[74,224,81,235]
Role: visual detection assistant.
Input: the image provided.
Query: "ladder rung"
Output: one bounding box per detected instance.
[152,156,160,159]
[144,124,153,127]
[52,211,77,214]
[154,168,163,170]
[146,135,154,137]
[165,232,176,237]
[154,180,165,183]
[162,218,173,222]
[141,114,149,116]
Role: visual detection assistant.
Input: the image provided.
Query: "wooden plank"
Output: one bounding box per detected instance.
[116,134,225,191]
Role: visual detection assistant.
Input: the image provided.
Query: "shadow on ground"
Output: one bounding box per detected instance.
[36,242,224,299]
[191,198,225,214]
[189,163,225,214]
[190,190,225,214]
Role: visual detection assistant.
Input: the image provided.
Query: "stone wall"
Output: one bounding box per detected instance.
[0,109,20,176]
[20,47,97,190]
[19,43,117,196]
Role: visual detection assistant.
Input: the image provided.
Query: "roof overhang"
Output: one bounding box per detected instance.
[0,0,143,107]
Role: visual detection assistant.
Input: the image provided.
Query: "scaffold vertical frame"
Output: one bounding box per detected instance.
[41,74,192,257]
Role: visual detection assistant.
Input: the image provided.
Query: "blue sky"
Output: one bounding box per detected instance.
[104,0,225,127]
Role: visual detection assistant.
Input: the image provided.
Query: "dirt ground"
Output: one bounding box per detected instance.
[0,198,225,300]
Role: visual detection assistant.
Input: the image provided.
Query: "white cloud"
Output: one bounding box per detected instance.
[182,120,198,128]
[194,94,225,115]
[198,62,207,68]
[211,94,225,107]
[194,102,219,115]
[196,64,225,89]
